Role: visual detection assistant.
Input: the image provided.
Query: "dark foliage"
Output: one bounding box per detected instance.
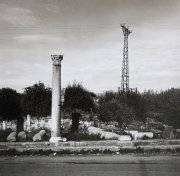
[98,98,135,126]
[142,88,180,128]
[0,128,12,142]
[63,82,96,112]
[97,91,145,126]
[21,82,51,118]
[118,92,146,122]
[0,88,22,121]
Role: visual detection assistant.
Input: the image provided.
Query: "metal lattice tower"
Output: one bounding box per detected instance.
[121,24,132,92]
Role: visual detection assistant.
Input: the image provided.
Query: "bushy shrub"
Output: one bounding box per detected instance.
[0,88,22,121]
[98,97,135,127]
[21,82,52,118]
[98,91,146,125]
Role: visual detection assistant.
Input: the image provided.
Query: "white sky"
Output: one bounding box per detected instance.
[0,0,180,93]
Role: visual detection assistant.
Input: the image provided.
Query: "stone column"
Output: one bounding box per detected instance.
[26,114,31,131]
[49,55,63,143]
[2,121,7,130]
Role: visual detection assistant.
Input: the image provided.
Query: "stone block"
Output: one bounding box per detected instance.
[101,131,120,140]
[33,130,46,142]
[39,130,46,136]
[125,130,138,140]
[7,132,16,142]
[118,135,132,141]
[33,133,41,142]
[17,131,26,142]
[87,126,120,140]
[87,126,102,135]
[136,132,154,139]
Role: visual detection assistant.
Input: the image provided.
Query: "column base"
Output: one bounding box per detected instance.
[49,137,67,143]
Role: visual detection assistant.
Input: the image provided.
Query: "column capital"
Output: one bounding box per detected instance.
[51,55,63,65]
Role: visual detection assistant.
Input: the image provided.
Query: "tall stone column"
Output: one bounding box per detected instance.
[49,55,63,143]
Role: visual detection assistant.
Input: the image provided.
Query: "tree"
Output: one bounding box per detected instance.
[98,91,135,127]
[21,82,51,118]
[142,88,180,128]
[0,88,23,132]
[164,89,180,128]
[63,82,96,132]
[63,82,96,112]
[118,92,146,122]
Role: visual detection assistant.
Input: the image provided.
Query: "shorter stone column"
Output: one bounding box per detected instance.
[2,121,7,130]
[26,114,31,131]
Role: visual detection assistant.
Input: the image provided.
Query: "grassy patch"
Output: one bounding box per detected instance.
[63,132,105,141]
[1,146,180,156]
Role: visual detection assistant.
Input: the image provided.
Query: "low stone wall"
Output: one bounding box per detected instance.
[1,140,180,156]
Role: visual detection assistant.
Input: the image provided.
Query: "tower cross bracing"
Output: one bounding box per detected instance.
[121,24,132,92]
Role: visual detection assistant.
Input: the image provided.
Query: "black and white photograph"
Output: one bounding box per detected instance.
[0,0,180,175]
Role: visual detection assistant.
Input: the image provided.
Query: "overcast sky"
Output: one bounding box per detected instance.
[0,0,180,93]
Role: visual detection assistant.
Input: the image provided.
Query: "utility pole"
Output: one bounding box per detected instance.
[121,24,132,93]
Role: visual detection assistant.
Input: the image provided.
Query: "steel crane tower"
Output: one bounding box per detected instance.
[121,24,132,92]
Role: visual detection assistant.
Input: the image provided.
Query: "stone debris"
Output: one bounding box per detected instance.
[79,121,92,128]
[118,135,132,141]
[87,126,103,135]
[125,130,153,140]
[136,132,153,139]
[7,132,16,142]
[62,137,67,142]
[33,130,46,142]
[101,131,120,140]
[17,131,27,142]
[125,130,138,140]
[87,126,120,140]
